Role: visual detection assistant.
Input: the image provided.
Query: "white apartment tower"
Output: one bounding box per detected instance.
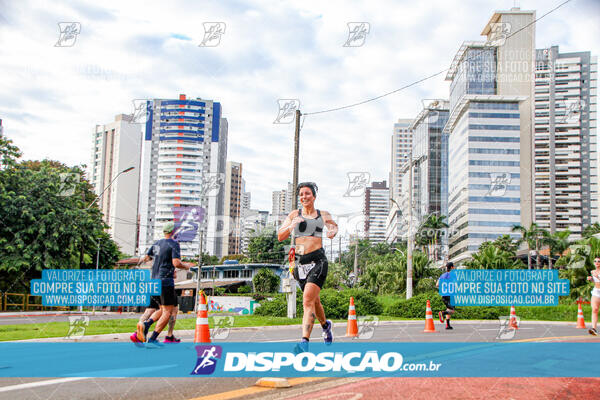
[534,46,598,236]
[89,114,142,255]
[137,94,228,259]
[364,181,390,243]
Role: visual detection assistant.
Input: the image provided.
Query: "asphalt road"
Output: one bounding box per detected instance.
[0,320,597,400]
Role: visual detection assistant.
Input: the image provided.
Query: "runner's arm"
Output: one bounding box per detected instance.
[321,210,338,239]
[278,210,301,242]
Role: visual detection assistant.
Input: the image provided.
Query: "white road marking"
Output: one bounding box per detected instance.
[477,328,534,331]
[0,378,89,393]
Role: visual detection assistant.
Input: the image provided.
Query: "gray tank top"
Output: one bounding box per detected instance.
[293,209,324,238]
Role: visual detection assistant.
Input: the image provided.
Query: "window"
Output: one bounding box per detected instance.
[224,270,239,278]
[240,270,252,278]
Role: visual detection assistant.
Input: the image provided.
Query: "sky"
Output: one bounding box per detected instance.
[1,0,598,232]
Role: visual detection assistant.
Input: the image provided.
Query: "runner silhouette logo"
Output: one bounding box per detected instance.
[191,345,223,375]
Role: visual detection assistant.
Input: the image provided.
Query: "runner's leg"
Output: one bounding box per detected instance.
[302,283,320,339]
[591,296,600,330]
[167,305,179,337]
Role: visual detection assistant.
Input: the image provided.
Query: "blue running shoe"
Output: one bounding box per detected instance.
[146,338,164,348]
[293,339,309,354]
[322,320,333,345]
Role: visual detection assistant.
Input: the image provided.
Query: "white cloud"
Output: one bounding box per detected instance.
[0,0,597,221]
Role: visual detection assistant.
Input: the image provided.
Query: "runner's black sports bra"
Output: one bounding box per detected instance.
[293,208,324,238]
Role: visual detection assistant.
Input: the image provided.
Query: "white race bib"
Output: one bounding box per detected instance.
[298,262,316,280]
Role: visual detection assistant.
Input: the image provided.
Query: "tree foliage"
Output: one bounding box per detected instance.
[252,268,280,293]
[0,137,121,293]
[246,228,289,263]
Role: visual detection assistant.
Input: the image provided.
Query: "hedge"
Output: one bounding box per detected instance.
[254,288,382,319]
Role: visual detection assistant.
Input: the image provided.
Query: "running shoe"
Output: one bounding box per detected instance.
[438,311,444,323]
[136,322,146,342]
[143,320,153,339]
[146,339,164,348]
[163,335,181,343]
[293,340,309,354]
[322,320,333,345]
[589,328,598,336]
[445,325,454,330]
[130,332,144,348]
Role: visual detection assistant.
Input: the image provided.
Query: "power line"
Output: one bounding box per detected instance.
[303,0,573,116]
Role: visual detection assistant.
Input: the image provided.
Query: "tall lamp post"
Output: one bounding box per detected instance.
[87,166,135,314]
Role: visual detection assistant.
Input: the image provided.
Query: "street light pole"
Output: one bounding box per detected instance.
[88,166,135,314]
[287,109,301,319]
[407,152,414,299]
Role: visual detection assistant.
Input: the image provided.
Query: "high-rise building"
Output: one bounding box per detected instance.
[364,181,389,242]
[137,94,228,259]
[224,161,243,255]
[89,114,142,255]
[241,209,269,253]
[271,182,294,224]
[409,100,451,221]
[390,119,413,202]
[534,46,598,236]
[444,9,535,263]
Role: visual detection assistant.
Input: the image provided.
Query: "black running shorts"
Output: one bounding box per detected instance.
[442,296,455,311]
[293,248,328,291]
[159,285,177,306]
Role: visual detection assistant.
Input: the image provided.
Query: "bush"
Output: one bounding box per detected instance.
[237,285,251,294]
[253,268,280,293]
[213,287,226,296]
[254,288,381,319]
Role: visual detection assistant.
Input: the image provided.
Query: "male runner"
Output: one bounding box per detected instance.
[136,222,193,346]
[436,262,455,330]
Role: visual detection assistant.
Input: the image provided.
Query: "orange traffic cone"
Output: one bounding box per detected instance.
[194,290,211,343]
[509,305,519,329]
[576,302,586,329]
[423,300,436,333]
[346,297,359,337]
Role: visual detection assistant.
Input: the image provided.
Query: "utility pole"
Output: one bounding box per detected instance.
[292,109,301,210]
[287,109,301,319]
[407,151,414,299]
[338,235,341,264]
[353,235,359,277]
[195,229,204,314]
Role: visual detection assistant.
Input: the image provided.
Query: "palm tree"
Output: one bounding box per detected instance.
[582,223,600,239]
[512,223,546,269]
[543,230,571,269]
[417,214,449,259]
[463,246,523,269]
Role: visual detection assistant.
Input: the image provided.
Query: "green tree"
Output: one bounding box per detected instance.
[0,138,121,293]
[252,268,280,293]
[556,237,600,300]
[543,230,571,269]
[415,214,448,258]
[583,223,600,239]
[512,223,547,269]
[246,228,290,263]
[463,246,524,269]
[479,234,519,254]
